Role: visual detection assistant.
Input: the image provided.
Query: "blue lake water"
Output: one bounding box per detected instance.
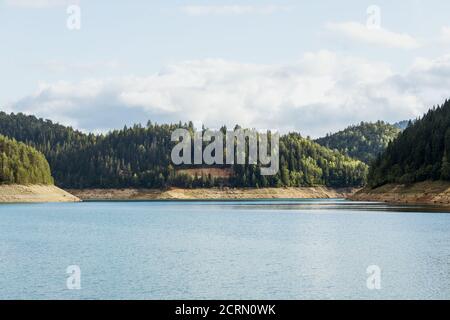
[0,199,450,300]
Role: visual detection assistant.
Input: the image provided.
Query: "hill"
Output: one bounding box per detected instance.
[368,99,450,188]
[0,184,80,203]
[0,112,367,189]
[351,181,450,206]
[315,121,401,164]
[393,120,410,130]
[0,134,54,185]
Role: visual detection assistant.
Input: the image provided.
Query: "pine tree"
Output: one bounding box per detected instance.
[441,155,450,180]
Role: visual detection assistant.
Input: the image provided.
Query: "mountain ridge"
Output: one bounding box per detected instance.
[368,99,450,188]
[315,121,401,164]
[0,111,367,189]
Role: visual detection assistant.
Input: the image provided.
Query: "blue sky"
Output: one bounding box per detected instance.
[1,0,450,136]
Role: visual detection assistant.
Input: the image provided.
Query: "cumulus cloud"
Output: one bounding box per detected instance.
[180,5,290,16]
[440,26,450,44]
[9,52,450,137]
[326,22,421,49]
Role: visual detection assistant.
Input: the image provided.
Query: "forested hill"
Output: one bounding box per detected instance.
[0,112,367,188]
[393,120,410,130]
[315,121,401,164]
[369,100,450,188]
[0,134,54,185]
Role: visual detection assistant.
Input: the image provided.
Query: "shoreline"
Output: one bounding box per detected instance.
[0,185,81,203]
[68,187,359,201]
[350,181,450,206]
[4,182,450,205]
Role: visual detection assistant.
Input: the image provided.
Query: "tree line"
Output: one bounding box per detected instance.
[0,111,368,189]
[315,121,401,164]
[0,134,53,185]
[369,99,450,188]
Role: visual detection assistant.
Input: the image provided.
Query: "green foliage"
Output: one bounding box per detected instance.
[232,133,367,188]
[316,121,401,164]
[368,99,450,188]
[0,134,53,185]
[441,155,450,180]
[393,120,411,130]
[0,112,367,188]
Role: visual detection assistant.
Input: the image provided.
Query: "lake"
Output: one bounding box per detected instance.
[0,199,449,300]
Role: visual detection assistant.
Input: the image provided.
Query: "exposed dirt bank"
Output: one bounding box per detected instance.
[0,185,80,203]
[68,187,359,201]
[350,181,450,206]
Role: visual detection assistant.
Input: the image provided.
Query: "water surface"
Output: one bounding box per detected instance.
[0,199,449,299]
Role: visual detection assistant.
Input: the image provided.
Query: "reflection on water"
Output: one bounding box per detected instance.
[0,200,449,300]
[219,199,450,213]
[137,199,450,213]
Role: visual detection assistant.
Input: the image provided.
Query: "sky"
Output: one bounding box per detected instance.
[1,0,450,137]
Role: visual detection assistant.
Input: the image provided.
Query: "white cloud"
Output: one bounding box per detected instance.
[440,26,450,44]
[9,52,450,137]
[180,5,290,16]
[326,22,420,49]
[4,0,71,8]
